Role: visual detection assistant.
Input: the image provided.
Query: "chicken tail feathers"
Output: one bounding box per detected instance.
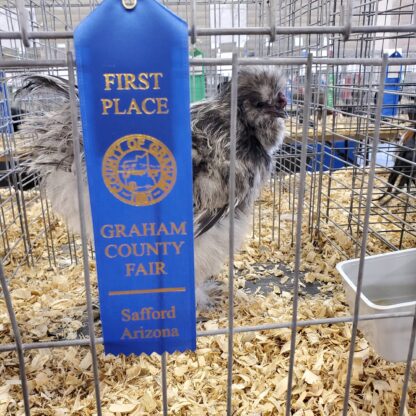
[15,75,81,177]
[15,74,75,100]
[14,75,92,238]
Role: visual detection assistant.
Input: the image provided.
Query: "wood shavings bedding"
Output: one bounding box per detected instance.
[0,170,415,415]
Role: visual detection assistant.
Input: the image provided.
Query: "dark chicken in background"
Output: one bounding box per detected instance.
[375,129,416,205]
[375,106,416,205]
[0,107,38,191]
[9,107,25,133]
[14,69,287,308]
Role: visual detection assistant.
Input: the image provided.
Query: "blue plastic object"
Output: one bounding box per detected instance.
[382,51,403,117]
[0,71,12,134]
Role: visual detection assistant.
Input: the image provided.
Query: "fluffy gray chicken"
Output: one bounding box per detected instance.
[16,68,287,308]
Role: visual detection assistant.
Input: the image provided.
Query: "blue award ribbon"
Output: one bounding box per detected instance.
[74,0,196,355]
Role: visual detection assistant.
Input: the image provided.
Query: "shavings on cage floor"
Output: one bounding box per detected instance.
[0,170,415,415]
[287,114,404,141]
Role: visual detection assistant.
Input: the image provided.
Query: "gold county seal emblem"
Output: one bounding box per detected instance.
[102,134,177,206]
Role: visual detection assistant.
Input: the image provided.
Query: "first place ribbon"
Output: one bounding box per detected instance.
[74,0,196,355]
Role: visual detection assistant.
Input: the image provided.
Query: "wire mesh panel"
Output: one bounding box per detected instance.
[0,0,415,415]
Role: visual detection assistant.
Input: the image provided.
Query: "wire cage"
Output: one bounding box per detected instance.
[0,0,415,415]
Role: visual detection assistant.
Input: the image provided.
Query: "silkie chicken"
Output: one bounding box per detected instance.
[16,68,287,309]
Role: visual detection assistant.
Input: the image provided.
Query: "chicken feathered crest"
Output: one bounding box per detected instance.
[15,68,287,308]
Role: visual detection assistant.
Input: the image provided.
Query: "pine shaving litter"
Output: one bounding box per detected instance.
[108,404,138,413]
[0,171,415,415]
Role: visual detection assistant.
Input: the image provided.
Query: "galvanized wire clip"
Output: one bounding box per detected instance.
[122,0,137,10]
[413,5,416,30]
[269,0,277,43]
[16,0,30,48]
[270,24,276,44]
[341,1,353,41]
[190,0,197,45]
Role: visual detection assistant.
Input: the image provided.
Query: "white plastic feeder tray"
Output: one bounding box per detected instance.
[336,248,416,362]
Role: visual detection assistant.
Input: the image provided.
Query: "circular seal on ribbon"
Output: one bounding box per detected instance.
[102,133,177,206]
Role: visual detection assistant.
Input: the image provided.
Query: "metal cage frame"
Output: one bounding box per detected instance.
[0,1,415,415]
